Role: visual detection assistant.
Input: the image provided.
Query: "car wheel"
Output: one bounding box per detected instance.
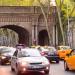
[16,69,21,75]
[49,60,52,63]
[11,67,14,71]
[16,71,21,75]
[0,61,4,65]
[56,60,59,63]
[44,70,49,75]
[64,61,69,71]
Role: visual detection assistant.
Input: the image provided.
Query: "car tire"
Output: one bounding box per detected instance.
[49,60,52,63]
[0,61,4,65]
[16,71,21,75]
[11,67,14,71]
[44,70,49,75]
[16,68,21,75]
[56,60,59,63]
[64,61,69,71]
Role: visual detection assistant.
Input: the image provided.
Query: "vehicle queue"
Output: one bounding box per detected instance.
[0,45,75,75]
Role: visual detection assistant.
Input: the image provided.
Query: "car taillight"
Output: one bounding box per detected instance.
[54,51,58,55]
[62,51,65,53]
[40,52,45,56]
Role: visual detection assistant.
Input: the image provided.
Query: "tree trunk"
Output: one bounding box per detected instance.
[55,0,65,45]
[37,0,51,45]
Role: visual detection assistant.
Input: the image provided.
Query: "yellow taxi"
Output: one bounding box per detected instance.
[57,46,72,59]
[31,45,36,48]
[31,45,40,48]
[64,49,75,71]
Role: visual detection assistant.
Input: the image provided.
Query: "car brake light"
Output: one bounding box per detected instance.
[55,51,58,55]
[41,52,45,56]
[62,51,65,53]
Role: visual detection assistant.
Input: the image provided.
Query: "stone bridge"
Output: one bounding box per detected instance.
[0,6,58,46]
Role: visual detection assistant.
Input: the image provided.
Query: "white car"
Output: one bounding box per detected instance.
[11,48,50,75]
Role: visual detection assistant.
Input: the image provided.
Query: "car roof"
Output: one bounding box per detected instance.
[20,48,39,51]
[58,46,70,48]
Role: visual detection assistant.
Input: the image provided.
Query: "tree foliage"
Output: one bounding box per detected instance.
[0,0,34,6]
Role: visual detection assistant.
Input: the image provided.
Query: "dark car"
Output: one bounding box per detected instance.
[46,46,59,63]
[11,48,50,75]
[16,44,26,49]
[37,46,59,63]
[0,47,16,65]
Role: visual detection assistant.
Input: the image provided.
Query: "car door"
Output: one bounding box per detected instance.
[66,50,75,69]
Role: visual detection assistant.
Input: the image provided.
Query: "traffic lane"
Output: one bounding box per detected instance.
[0,61,75,75]
[0,65,14,75]
[0,65,45,75]
[50,61,75,75]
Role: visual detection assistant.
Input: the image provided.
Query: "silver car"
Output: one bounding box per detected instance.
[11,48,50,75]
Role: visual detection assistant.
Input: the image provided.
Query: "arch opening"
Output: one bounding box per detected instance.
[38,30,49,46]
[0,25,29,46]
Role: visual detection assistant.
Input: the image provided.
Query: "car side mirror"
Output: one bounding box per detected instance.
[66,54,70,57]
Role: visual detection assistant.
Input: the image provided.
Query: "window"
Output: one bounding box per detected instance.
[70,50,75,56]
[13,50,18,57]
[18,49,41,57]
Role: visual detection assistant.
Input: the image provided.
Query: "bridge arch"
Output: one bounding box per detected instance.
[0,25,29,46]
[38,30,49,46]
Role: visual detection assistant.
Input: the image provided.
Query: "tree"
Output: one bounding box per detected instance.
[55,0,65,45]
[36,0,53,45]
[0,0,34,6]
[55,0,75,45]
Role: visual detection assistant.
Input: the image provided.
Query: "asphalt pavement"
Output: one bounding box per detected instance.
[0,61,75,75]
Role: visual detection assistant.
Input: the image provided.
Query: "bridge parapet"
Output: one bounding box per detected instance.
[0,6,56,14]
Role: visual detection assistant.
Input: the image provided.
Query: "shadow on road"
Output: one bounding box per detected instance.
[68,70,75,73]
[10,70,45,75]
[21,72,45,75]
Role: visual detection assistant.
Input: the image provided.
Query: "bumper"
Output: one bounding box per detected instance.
[46,56,59,61]
[18,65,50,73]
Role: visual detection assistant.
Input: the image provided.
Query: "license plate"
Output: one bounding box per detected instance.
[31,66,41,69]
[48,52,54,55]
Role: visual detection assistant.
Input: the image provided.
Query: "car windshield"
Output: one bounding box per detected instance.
[48,47,56,52]
[39,47,49,52]
[18,48,41,57]
[71,50,75,55]
[60,46,70,50]
[0,47,15,54]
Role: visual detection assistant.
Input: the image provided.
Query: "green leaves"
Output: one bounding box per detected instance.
[0,0,34,6]
[56,0,75,17]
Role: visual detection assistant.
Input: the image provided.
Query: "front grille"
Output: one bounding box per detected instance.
[28,67,45,70]
[27,66,45,71]
[30,62,42,65]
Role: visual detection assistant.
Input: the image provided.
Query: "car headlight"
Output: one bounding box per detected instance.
[19,62,29,66]
[42,61,49,65]
[1,56,6,59]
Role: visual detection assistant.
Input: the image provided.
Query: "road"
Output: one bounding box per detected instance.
[0,61,75,75]
[50,61,75,75]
